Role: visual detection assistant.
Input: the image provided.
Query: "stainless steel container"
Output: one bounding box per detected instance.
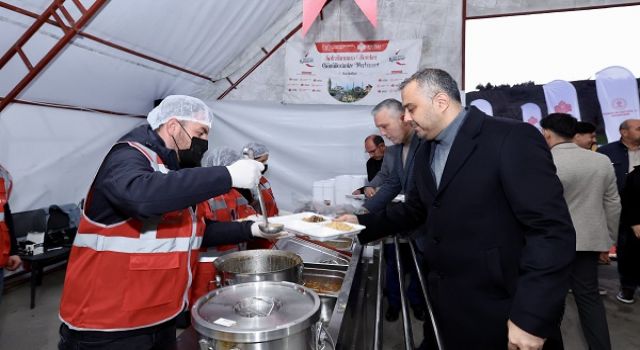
[192,281,324,350]
[214,249,303,286]
[303,267,345,324]
[275,237,351,266]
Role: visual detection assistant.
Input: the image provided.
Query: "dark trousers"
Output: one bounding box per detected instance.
[617,228,640,290]
[570,251,611,350]
[417,323,565,350]
[384,242,425,309]
[58,322,177,350]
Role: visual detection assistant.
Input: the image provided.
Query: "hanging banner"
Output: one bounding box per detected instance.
[520,102,542,131]
[283,39,422,105]
[469,99,493,116]
[543,80,582,121]
[596,66,640,143]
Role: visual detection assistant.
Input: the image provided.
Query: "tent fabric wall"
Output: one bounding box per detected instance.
[0,103,144,211]
[207,101,378,212]
[0,0,296,114]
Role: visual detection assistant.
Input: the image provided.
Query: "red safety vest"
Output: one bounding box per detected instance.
[245,177,278,250]
[259,176,279,217]
[59,142,208,331]
[0,170,12,267]
[189,189,257,304]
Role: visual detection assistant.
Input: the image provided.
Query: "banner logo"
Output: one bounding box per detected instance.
[554,101,573,113]
[389,50,406,66]
[612,98,627,110]
[299,51,315,67]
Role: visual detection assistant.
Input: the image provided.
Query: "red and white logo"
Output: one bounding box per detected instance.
[389,49,406,66]
[554,101,573,113]
[612,98,627,110]
[299,51,314,67]
[527,116,539,125]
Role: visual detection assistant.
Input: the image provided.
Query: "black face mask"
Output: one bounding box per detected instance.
[172,125,208,168]
[261,163,268,175]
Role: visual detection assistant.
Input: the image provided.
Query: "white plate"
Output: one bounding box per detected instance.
[392,194,405,203]
[345,194,365,200]
[269,212,366,242]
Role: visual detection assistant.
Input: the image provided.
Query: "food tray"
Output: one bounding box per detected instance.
[274,237,351,266]
[269,212,365,242]
[303,267,345,297]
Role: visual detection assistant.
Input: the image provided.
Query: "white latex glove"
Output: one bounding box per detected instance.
[250,222,290,240]
[226,159,264,189]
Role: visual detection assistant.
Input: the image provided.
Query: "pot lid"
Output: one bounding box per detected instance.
[192,281,320,342]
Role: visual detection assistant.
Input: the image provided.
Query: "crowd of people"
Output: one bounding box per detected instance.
[1,67,638,350]
[341,68,638,350]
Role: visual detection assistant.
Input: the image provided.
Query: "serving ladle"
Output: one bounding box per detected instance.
[242,147,284,235]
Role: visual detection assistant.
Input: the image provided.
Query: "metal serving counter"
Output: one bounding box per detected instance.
[177,240,381,350]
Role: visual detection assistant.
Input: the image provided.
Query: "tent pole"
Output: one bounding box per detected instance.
[218,0,334,99]
[0,0,109,114]
[0,1,218,84]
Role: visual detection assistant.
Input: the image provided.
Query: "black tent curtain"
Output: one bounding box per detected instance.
[466,79,640,144]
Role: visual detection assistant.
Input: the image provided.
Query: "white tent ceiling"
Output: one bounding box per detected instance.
[0,0,297,115]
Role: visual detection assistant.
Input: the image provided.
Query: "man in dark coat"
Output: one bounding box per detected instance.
[597,119,640,303]
[339,68,575,350]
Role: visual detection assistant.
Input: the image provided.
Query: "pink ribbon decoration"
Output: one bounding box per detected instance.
[303,0,328,36]
[354,0,377,27]
[303,0,378,37]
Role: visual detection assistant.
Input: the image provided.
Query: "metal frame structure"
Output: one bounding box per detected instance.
[217,0,334,100]
[1,0,333,114]
[0,0,110,113]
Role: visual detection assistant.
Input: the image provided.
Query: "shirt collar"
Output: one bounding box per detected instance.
[434,108,468,146]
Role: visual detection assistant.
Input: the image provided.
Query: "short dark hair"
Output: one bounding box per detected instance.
[540,113,578,139]
[365,134,384,146]
[575,121,596,134]
[398,68,461,103]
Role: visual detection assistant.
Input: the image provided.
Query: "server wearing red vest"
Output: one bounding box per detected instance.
[238,143,279,250]
[1,164,22,304]
[238,142,279,217]
[190,147,274,304]
[58,96,274,350]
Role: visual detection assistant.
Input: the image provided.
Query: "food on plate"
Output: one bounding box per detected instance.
[304,279,342,293]
[325,221,352,231]
[302,215,326,223]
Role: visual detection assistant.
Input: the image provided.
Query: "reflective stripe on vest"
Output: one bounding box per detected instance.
[208,198,227,211]
[59,141,207,331]
[258,177,278,217]
[73,234,203,253]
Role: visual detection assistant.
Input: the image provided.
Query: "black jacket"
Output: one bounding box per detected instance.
[621,165,640,228]
[358,107,575,348]
[597,140,629,193]
[86,125,253,246]
[3,203,18,255]
[366,157,383,182]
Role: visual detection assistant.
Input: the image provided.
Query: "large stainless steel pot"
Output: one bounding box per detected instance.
[192,281,329,350]
[214,249,303,286]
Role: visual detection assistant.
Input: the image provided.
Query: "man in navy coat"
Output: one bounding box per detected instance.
[340,68,575,350]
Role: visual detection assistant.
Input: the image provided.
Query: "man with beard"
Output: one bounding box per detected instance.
[339,68,575,350]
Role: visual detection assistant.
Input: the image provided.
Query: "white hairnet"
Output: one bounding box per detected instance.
[243,142,269,159]
[201,147,241,167]
[147,95,213,130]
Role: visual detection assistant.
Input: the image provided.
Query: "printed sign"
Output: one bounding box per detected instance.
[284,40,422,105]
